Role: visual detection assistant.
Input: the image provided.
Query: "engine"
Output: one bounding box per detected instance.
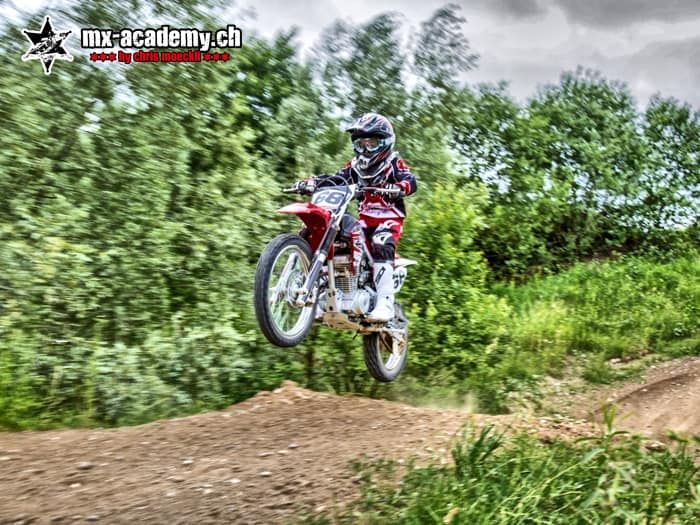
[332,254,355,295]
[332,254,373,315]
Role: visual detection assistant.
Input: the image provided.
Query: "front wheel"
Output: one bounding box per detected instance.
[254,233,316,347]
[363,303,408,382]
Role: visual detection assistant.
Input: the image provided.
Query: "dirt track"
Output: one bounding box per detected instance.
[0,382,517,525]
[590,357,700,438]
[1,358,699,524]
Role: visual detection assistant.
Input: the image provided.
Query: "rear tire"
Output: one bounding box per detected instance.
[363,303,408,382]
[254,234,316,347]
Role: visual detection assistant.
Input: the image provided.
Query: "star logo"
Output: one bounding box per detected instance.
[21,16,73,75]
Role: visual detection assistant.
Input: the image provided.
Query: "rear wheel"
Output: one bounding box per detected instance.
[363,303,408,382]
[254,234,316,347]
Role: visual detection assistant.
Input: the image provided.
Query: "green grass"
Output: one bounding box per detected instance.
[462,254,700,409]
[311,424,700,524]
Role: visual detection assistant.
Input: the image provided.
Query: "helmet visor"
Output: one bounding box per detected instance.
[352,136,384,154]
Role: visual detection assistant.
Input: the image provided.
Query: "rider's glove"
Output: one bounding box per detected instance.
[382,183,405,202]
[294,178,316,194]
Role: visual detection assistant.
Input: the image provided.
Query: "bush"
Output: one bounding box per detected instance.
[400,182,511,382]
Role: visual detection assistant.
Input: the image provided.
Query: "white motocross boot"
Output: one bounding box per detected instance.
[368,262,395,322]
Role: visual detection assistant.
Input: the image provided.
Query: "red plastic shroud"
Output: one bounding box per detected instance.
[276,202,334,258]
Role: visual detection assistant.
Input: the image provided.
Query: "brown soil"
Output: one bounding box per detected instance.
[1,358,698,525]
[582,356,700,439]
[0,382,546,525]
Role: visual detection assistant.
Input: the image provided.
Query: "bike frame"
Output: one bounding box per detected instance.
[277,183,410,340]
[277,185,355,307]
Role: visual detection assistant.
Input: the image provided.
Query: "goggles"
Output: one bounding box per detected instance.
[352,136,385,153]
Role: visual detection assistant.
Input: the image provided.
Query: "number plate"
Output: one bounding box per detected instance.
[311,189,346,208]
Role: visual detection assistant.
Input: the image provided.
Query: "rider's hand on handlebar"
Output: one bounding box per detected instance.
[382,183,405,202]
[292,178,317,194]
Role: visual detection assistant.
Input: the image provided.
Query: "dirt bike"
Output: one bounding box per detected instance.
[253,180,416,382]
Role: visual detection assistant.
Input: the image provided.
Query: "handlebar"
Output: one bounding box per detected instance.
[281,184,401,195]
[358,186,401,194]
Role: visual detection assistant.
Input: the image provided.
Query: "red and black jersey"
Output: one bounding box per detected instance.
[316,155,417,218]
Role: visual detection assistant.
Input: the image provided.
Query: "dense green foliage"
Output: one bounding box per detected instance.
[314,425,700,524]
[0,1,698,428]
[386,253,700,413]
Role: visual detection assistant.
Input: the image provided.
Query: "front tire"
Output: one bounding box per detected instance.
[363,303,408,382]
[254,234,316,347]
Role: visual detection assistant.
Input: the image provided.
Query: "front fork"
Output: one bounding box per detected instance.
[294,224,338,307]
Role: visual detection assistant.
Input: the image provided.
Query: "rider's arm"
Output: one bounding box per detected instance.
[313,162,355,188]
[392,157,417,196]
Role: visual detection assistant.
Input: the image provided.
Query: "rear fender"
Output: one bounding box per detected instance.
[393,257,416,293]
[395,257,417,267]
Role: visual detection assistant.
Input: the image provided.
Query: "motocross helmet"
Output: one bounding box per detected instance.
[346,112,395,186]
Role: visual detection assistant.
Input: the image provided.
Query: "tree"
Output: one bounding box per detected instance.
[412,3,478,91]
[312,13,408,118]
[451,69,651,278]
[640,96,700,236]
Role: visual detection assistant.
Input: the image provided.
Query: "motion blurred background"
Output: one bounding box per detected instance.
[0,0,698,429]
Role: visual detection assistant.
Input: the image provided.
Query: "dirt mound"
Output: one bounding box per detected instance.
[0,382,528,525]
[4,360,695,525]
[596,357,700,439]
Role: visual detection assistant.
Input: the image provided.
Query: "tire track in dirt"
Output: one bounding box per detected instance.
[598,357,700,438]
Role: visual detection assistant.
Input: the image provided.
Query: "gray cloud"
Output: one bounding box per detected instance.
[247,0,342,35]
[601,36,700,106]
[239,0,700,109]
[468,34,700,107]
[460,0,700,26]
[550,0,700,27]
[460,0,547,19]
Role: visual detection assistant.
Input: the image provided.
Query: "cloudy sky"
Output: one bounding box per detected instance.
[10,0,699,107]
[240,0,700,107]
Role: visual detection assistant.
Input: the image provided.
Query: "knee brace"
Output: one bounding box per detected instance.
[371,229,396,262]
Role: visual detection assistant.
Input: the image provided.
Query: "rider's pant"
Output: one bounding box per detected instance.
[358,216,404,263]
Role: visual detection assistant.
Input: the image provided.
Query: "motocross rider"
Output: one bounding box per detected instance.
[296,112,417,322]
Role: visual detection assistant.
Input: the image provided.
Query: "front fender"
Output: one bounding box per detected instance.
[277,202,331,253]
